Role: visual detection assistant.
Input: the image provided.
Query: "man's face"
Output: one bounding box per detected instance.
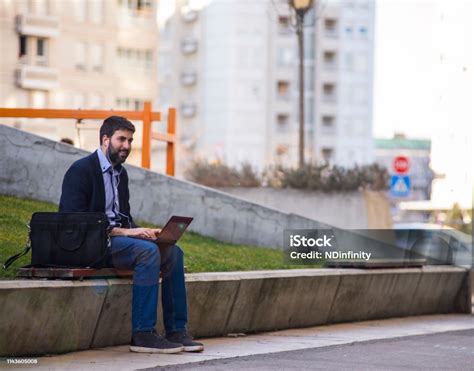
[104,129,134,165]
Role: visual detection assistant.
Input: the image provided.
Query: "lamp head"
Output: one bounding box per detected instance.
[290,0,314,17]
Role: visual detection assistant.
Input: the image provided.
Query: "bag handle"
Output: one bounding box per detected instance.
[3,224,31,270]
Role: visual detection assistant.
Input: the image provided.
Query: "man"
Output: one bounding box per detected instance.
[59,116,203,354]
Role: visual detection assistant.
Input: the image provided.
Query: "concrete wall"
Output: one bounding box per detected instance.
[0,124,331,248]
[217,187,392,229]
[0,266,470,356]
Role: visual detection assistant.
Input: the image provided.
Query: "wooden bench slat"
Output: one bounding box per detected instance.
[17,267,133,279]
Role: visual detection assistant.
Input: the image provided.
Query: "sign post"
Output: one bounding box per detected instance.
[390,156,411,197]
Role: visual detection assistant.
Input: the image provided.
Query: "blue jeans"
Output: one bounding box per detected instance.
[107,237,188,334]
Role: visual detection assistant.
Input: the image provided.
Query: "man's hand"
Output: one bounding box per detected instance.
[110,227,161,240]
[127,228,157,239]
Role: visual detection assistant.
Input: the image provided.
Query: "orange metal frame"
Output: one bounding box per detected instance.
[0,101,176,175]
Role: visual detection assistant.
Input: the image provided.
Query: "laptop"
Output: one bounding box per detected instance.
[154,216,193,245]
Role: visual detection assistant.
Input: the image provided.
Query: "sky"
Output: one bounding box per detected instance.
[373,0,472,139]
[374,0,473,206]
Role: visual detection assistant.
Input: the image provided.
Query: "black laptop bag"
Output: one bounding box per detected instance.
[3,212,110,269]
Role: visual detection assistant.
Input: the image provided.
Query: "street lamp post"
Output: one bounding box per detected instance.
[289,0,314,168]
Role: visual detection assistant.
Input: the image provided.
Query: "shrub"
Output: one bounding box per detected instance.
[186,160,389,191]
[185,160,261,187]
[271,163,390,192]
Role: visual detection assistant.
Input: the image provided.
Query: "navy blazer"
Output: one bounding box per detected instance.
[59,152,138,228]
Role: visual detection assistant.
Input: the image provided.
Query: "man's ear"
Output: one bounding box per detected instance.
[102,135,109,146]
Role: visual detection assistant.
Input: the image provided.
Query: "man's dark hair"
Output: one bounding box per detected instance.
[100,116,136,144]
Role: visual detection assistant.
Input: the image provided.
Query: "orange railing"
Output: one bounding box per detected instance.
[0,102,175,176]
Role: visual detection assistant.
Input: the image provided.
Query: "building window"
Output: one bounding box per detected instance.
[19,36,27,58]
[116,97,144,111]
[18,36,49,65]
[145,50,153,69]
[322,83,336,102]
[322,147,334,163]
[323,50,337,69]
[275,144,289,157]
[137,0,153,12]
[91,43,104,72]
[90,0,104,23]
[322,115,336,135]
[75,41,87,70]
[322,115,334,127]
[359,26,368,36]
[278,15,291,34]
[277,81,290,100]
[74,0,87,22]
[277,114,290,131]
[36,38,47,66]
[324,18,338,38]
[36,39,45,56]
[134,99,143,111]
[117,47,153,72]
[118,0,153,14]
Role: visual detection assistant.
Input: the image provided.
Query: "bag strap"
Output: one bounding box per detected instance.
[3,243,31,270]
[3,224,31,270]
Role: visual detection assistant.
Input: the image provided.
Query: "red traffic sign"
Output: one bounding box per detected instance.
[393,156,410,174]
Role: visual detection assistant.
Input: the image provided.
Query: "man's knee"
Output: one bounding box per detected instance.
[160,244,184,273]
[135,240,159,264]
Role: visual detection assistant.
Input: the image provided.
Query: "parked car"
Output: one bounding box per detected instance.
[393,223,472,266]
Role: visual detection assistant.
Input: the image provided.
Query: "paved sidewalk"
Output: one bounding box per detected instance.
[2,314,472,370]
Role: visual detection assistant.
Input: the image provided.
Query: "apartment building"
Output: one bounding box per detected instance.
[159,0,375,174]
[0,0,158,167]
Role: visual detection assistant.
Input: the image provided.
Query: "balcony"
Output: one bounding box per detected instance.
[117,8,155,28]
[181,102,197,118]
[15,65,59,90]
[16,13,59,38]
[181,37,198,55]
[181,71,197,86]
[182,9,198,23]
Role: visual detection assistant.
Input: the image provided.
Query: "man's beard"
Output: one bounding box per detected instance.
[107,144,129,165]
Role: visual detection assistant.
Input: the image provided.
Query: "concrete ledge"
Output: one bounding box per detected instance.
[91,279,132,348]
[0,280,108,356]
[0,267,471,356]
